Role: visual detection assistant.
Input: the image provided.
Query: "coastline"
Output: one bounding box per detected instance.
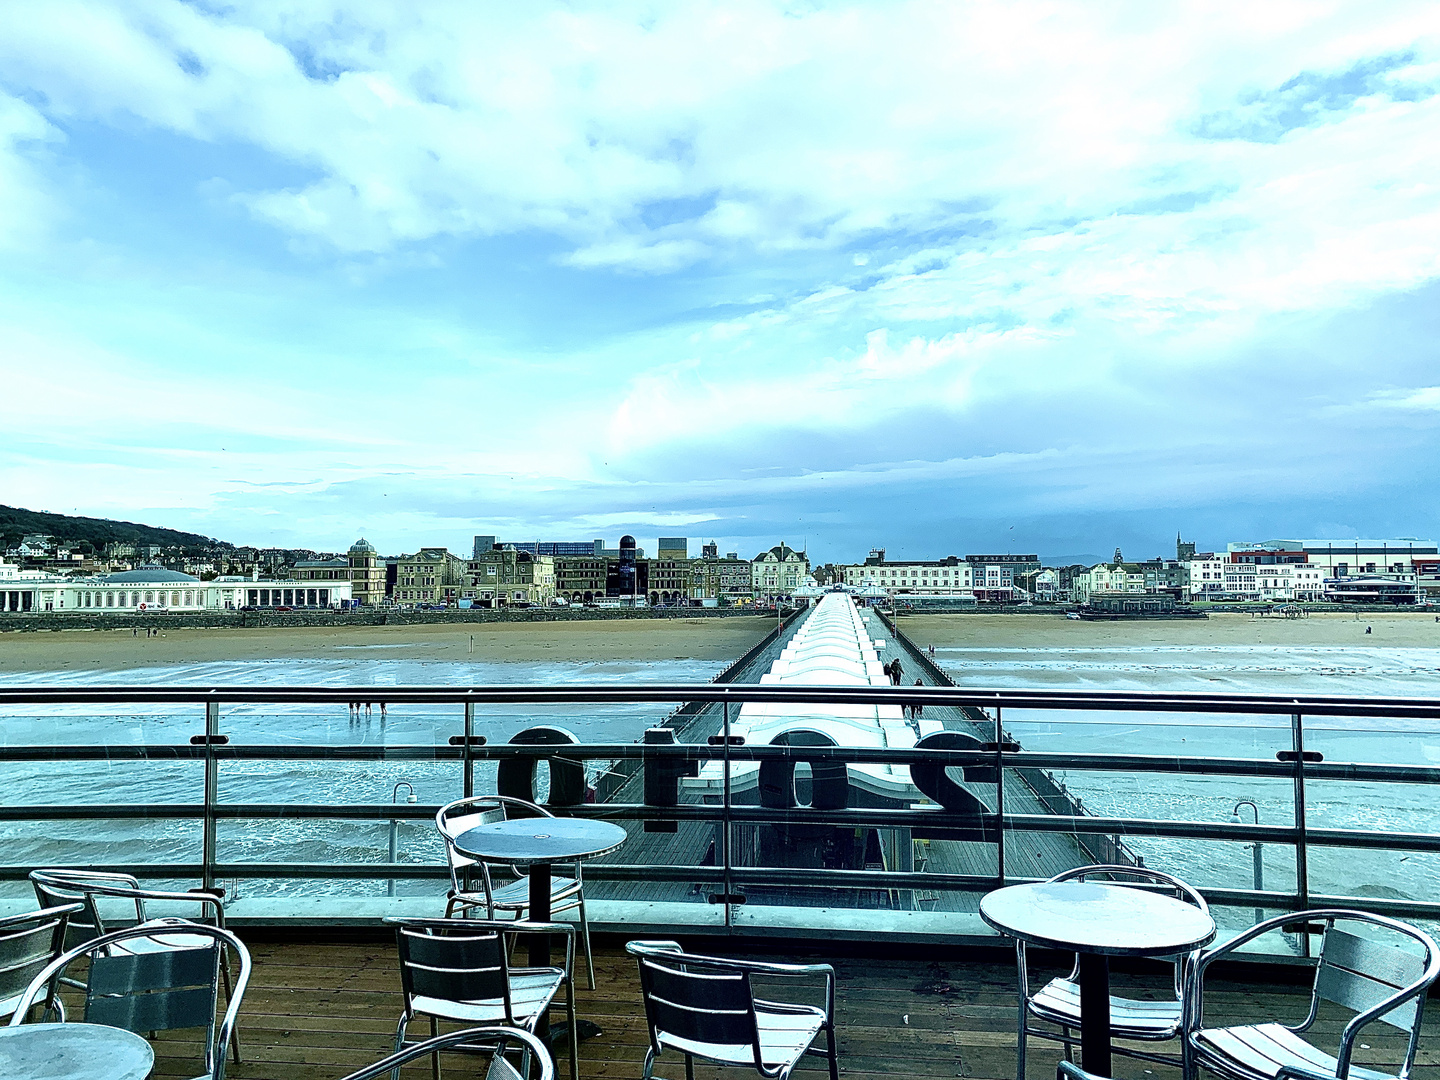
[904,610,1440,649]
[0,616,777,672]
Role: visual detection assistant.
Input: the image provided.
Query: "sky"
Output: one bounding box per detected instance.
[1,2,1439,565]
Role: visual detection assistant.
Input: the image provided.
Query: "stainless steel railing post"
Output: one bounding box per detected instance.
[995,705,1006,885]
[1291,710,1310,954]
[463,699,476,798]
[203,698,219,893]
[722,698,733,930]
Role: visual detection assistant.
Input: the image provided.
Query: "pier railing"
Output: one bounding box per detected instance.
[2,683,1438,948]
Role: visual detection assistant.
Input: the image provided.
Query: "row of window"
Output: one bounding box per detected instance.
[78,590,199,608]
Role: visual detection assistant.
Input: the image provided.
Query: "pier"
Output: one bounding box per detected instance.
[588,594,1131,913]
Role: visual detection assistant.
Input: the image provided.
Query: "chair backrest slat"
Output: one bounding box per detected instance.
[1318,928,1425,1031]
[640,957,756,1047]
[88,982,218,1034]
[0,909,69,1004]
[400,928,509,1004]
[85,946,220,1033]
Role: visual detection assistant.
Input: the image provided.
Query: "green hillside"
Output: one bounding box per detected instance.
[0,505,227,552]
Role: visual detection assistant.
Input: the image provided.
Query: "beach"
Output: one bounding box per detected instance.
[905,610,1440,651]
[0,615,777,673]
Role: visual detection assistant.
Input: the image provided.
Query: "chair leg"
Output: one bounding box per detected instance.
[578,889,596,991]
[391,1015,410,1080]
[430,1016,441,1080]
[826,1022,840,1080]
[221,952,242,1064]
[1016,1016,1028,1080]
[685,1054,695,1080]
[566,966,580,1080]
[642,1047,657,1080]
[1061,1025,1074,1063]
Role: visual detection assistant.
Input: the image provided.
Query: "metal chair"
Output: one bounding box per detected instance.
[30,867,243,1063]
[9,922,251,1080]
[1014,864,1209,1079]
[387,916,578,1080]
[435,794,596,989]
[1185,909,1440,1080]
[0,903,83,1023]
[627,939,839,1080]
[337,1026,553,1080]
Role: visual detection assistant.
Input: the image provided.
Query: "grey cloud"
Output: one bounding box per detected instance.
[1193,53,1434,143]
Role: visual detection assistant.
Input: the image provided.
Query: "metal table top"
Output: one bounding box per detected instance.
[0,1022,154,1080]
[980,881,1216,957]
[454,816,627,865]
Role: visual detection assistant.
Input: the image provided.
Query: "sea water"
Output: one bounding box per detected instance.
[935,643,1440,911]
[0,657,712,899]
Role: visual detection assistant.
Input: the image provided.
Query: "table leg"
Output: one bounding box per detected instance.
[1077,951,1112,1077]
[528,861,553,968]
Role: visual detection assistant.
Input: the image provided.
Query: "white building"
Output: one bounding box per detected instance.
[0,565,352,614]
[752,544,811,599]
[1187,549,1330,601]
[841,550,974,597]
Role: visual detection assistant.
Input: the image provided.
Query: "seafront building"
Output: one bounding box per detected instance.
[465,547,556,607]
[841,550,974,596]
[751,543,811,601]
[393,547,469,606]
[0,563,353,613]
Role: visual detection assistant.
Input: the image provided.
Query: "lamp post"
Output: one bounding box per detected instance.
[1231,799,1263,924]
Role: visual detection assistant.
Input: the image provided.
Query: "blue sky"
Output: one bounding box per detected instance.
[2,2,1439,564]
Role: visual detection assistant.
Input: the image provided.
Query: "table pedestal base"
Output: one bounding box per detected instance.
[1078,951,1112,1077]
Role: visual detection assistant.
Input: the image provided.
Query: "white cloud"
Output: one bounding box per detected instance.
[0,93,61,249]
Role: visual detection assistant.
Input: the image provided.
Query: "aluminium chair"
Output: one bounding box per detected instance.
[435,794,596,989]
[0,903,83,1023]
[387,916,578,1080]
[9,922,251,1080]
[337,1026,553,1080]
[1185,909,1440,1080]
[1014,864,1209,1080]
[30,867,243,1063]
[627,939,839,1080]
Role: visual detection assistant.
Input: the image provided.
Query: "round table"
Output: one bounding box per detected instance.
[453,816,627,969]
[981,881,1215,1077]
[0,1022,154,1080]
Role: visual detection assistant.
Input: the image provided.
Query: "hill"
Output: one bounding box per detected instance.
[0,505,227,553]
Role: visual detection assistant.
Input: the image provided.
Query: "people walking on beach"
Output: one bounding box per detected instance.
[380,702,387,719]
[889,658,903,686]
[912,679,924,719]
[364,701,372,718]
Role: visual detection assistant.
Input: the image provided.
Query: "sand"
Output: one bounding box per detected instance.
[904,610,1440,650]
[4,610,1437,676]
[0,616,778,673]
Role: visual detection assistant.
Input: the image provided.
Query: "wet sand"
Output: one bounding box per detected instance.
[0,617,777,673]
[904,611,1440,649]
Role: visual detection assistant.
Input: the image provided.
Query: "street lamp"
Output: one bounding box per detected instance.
[1231,799,1264,924]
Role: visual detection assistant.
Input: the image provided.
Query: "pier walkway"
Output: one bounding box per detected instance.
[588,596,1111,912]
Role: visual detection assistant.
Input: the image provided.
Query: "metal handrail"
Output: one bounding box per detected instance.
[3,681,1440,716]
[6,682,1440,926]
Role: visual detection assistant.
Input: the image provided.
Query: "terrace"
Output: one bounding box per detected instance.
[5,669,1440,1078]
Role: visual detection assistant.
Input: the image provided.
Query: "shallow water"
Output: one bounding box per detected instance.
[934,642,1440,912]
[0,657,709,898]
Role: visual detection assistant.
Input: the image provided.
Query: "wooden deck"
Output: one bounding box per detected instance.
[131,938,1440,1080]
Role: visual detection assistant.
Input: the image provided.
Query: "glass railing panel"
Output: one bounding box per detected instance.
[1305,840,1440,910]
[0,695,204,746]
[1000,708,1293,761]
[1,810,203,871]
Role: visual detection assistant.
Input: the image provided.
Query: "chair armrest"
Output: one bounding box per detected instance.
[338,1027,552,1080]
[1058,1062,1104,1080]
[1276,1065,1340,1080]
